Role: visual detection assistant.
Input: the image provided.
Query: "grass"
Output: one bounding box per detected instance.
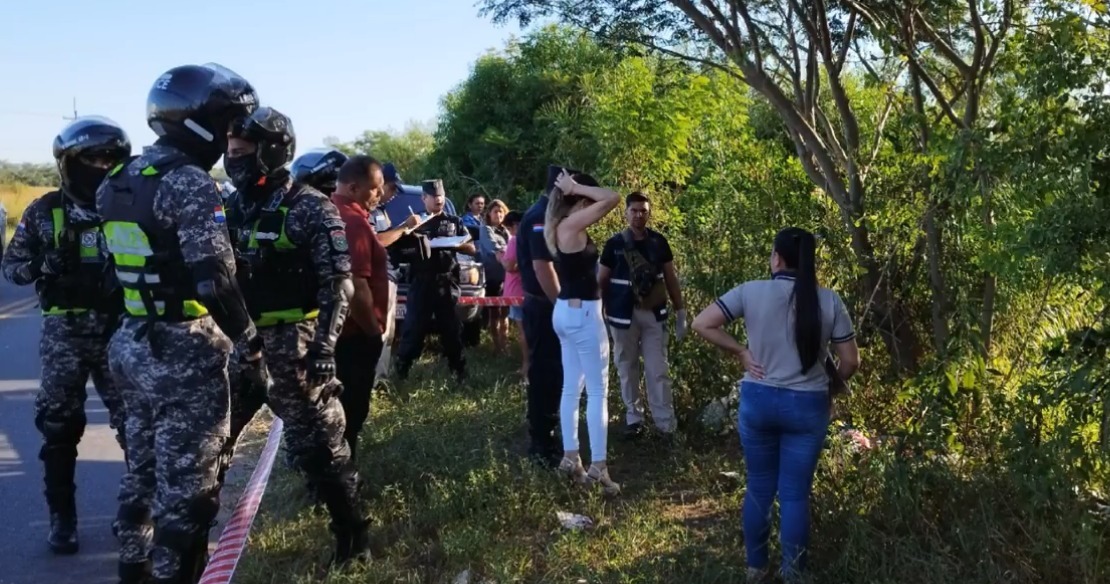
[234,339,1109,584]
[1,183,51,239]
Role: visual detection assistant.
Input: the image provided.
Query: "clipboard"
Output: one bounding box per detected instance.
[428,232,472,249]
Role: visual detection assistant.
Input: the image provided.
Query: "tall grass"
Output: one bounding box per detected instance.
[0,183,51,239]
[233,343,1109,584]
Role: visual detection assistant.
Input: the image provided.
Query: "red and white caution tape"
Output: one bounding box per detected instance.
[199,417,285,584]
[396,295,524,307]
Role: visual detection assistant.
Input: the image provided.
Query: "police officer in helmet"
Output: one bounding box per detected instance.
[394,179,474,383]
[291,147,349,194]
[97,62,270,584]
[225,106,370,564]
[1,116,131,556]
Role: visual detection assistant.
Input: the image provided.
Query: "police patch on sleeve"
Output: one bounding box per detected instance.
[80,230,97,248]
[330,229,349,252]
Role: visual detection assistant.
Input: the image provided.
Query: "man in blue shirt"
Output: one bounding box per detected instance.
[370,162,418,380]
[517,165,570,467]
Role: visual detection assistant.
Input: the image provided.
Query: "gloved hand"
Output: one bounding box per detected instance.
[239,336,272,391]
[38,249,75,277]
[675,309,689,341]
[306,349,337,388]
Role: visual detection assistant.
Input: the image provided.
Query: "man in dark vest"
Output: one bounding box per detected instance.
[224,106,372,564]
[1,116,130,556]
[598,192,687,439]
[97,62,271,584]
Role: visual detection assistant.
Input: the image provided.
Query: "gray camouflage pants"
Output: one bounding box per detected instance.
[36,314,126,450]
[109,317,231,579]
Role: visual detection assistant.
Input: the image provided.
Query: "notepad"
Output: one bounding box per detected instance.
[428,233,472,249]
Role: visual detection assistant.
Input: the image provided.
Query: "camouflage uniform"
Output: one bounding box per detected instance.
[97,144,242,580]
[216,190,270,483]
[0,192,126,542]
[231,183,361,515]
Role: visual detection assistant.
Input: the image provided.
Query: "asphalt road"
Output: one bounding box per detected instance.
[0,280,124,583]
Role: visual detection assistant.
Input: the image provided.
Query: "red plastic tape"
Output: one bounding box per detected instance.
[198,417,285,584]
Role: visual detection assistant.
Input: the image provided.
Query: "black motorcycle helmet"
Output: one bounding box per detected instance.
[146,62,258,170]
[226,106,296,191]
[290,148,349,193]
[52,116,131,205]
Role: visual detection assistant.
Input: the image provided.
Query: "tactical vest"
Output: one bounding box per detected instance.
[99,153,209,321]
[603,230,669,329]
[36,191,122,316]
[235,186,319,328]
[410,214,461,281]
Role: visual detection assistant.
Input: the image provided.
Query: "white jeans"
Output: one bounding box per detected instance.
[552,298,610,463]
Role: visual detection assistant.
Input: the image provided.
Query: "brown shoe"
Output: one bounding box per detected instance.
[558,456,589,484]
[586,465,621,496]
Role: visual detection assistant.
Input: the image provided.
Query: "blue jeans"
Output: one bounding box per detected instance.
[737,381,830,577]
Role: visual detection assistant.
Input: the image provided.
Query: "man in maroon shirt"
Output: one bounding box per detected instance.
[330,155,389,461]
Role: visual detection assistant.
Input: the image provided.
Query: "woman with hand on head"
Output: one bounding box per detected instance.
[545,168,622,495]
[692,227,860,583]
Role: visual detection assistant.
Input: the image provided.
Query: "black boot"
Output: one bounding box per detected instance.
[119,559,152,584]
[347,437,359,465]
[41,444,79,554]
[329,518,371,565]
[174,532,211,584]
[48,512,78,555]
[317,470,371,565]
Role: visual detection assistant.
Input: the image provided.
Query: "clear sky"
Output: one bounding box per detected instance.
[0,0,522,163]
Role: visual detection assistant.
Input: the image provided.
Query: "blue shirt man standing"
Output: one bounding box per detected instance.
[516,165,573,467]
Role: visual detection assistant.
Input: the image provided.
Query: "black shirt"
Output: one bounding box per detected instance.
[599,229,674,274]
[556,236,600,301]
[517,195,552,297]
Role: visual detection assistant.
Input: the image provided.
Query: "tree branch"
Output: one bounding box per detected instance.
[699,0,745,58]
[734,2,765,76]
[863,90,897,179]
[556,7,749,85]
[912,7,973,75]
[669,0,743,64]
[898,11,965,128]
[961,0,988,128]
[782,6,807,106]
[815,103,850,168]
[852,35,884,82]
[836,10,858,74]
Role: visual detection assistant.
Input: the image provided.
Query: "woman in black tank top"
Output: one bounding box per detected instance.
[543,168,622,495]
[556,239,601,300]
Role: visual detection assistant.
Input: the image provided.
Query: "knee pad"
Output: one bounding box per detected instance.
[115,503,152,527]
[154,491,219,552]
[294,448,331,477]
[35,410,87,446]
[189,490,221,529]
[113,503,152,539]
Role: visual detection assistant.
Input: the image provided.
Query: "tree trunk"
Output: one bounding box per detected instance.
[841,207,923,373]
[977,173,996,355]
[909,65,951,354]
[924,208,950,353]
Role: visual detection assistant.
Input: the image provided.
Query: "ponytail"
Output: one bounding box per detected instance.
[774,227,821,373]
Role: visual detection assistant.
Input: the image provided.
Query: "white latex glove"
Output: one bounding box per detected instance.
[675,309,688,341]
